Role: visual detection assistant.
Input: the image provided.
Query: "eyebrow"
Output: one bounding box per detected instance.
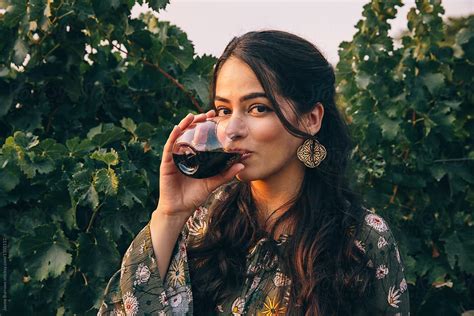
[214,92,268,103]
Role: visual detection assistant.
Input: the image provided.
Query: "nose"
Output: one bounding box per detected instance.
[224,116,248,141]
[216,116,248,147]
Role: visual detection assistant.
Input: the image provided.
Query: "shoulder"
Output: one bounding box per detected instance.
[354,209,401,260]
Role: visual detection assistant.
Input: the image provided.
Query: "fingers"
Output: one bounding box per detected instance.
[162,114,195,163]
[206,109,216,118]
[192,113,207,124]
[178,113,195,130]
[162,125,182,164]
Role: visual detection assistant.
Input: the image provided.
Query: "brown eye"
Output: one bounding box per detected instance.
[249,104,272,115]
[216,107,231,116]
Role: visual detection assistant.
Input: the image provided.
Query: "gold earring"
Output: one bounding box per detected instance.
[297,138,327,168]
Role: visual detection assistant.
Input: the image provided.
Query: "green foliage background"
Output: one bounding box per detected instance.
[0,0,215,314]
[337,0,473,314]
[0,0,472,314]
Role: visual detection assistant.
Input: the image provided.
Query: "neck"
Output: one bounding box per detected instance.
[250,162,305,235]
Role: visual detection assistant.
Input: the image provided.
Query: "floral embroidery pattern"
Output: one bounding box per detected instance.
[388,286,401,308]
[377,236,388,249]
[170,293,182,308]
[122,292,139,316]
[365,213,388,232]
[98,198,410,316]
[134,263,151,286]
[283,288,291,304]
[113,308,126,316]
[167,287,190,314]
[400,278,407,293]
[159,291,168,307]
[187,217,208,237]
[354,239,366,253]
[168,258,185,287]
[195,206,209,220]
[138,239,146,255]
[178,238,188,262]
[214,189,229,201]
[273,272,291,287]
[186,286,193,303]
[250,276,261,291]
[376,264,389,279]
[259,296,286,316]
[231,297,245,315]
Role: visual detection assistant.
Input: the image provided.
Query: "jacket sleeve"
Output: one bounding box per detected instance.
[97,183,232,315]
[354,211,410,315]
[96,269,125,315]
[98,221,186,315]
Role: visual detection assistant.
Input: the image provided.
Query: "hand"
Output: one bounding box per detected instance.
[154,110,245,220]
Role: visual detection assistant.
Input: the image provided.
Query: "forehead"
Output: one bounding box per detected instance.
[214,57,300,123]
[215,57,265,97]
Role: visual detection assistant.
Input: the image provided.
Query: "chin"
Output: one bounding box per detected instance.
[235,173,250,183]
[235,170,255,183]
[235,168,267,183]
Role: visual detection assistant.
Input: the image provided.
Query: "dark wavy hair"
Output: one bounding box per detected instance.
[188,30,372,315]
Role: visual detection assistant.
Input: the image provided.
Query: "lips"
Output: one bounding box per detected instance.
[240,152,252,161]
[227,148,252,161]
[227,148,252,154]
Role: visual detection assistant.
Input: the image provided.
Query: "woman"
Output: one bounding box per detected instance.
[98,30,409,315]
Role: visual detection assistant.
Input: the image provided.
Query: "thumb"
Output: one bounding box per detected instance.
[207,163,245,190]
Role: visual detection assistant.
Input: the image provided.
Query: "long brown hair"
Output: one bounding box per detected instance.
[188,30,372,315]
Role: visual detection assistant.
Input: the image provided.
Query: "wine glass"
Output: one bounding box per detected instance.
[172,118,242,179]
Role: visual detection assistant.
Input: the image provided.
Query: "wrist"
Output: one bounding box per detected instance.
[152,208,189,227]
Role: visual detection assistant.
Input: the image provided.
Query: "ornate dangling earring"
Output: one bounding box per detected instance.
[297,138,327,168]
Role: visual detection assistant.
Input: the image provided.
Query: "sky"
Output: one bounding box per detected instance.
[132,0,474,65]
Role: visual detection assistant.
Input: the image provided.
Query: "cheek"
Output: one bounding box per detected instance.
[249,119,284,143]
[249,119,302,153]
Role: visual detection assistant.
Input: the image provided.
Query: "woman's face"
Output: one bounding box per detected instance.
[214,57,306,182]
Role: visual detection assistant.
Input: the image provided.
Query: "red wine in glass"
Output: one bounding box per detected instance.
[172,119,242,179]
[172,148,241,179]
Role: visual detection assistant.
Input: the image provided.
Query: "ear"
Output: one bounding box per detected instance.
[303,102,324,135]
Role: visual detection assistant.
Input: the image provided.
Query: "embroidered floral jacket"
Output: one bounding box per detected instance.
[98,183,410,315]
